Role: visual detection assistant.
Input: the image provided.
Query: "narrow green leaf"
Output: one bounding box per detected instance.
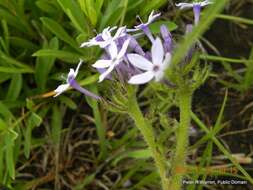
[36,0,58,13]
[4,131,15,179]
[150,21,178,34]
[59,96,77,110]
[213,90,228,135]
[243,48,253,90]
[0,143,4,181]
[57,0,89,32]
[6,74,22,101]
[140,0,167,15]
[0,51,34,71]
[0,101,13,120]
[24,113,42,158]
[40,17,78,48]
[0,118,7,131]
[0,66,33,73]
[9,37,39,51]
[86,86,107,159]
[35,37,59,91]
[33,49,82,63]
[95,0,104,12]
[51,105,62,145]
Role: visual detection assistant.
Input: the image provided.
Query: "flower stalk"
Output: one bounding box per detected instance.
[127,87,169,190]
[169,87,192,190]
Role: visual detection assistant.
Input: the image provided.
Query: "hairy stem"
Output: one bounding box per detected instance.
[128,88,169,190]
[170,88,192,190]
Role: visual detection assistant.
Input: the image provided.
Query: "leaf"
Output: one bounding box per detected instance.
[140,0,167,16]
[57,0,89,32]
[78,0,98,26]
[149,21,178,34]
[113,149,151,165]
[4,131,16,179]
[0,143,4,181]
[0,66,33,73]
[213,90,228,135]
[0,101,13,120]
[74,173,96,190]
[59,96,77,110]
[6,74,22,101]
[33,49,82,63]
[86,85,107,159]
[9,36,39,51]
[95,0,104,12]
[0,8,26,34]
[24,113,42,158]
[36,0,58,13]
[243,48,253,91]
[35,37,59,92]
[0,51,34,72]
[99,0,124,30]
[0,118,7,131]
[40,17,78,49]
[51,105,62,145]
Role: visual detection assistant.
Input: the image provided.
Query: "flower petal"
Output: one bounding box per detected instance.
[99,64,115,82]
[68,68,75,79]
[201,0,213,7]
[117,39,130,58]
[127,54,153,71]
[128,71,154,84]
[102,27,112,41]
[74,59,83,77]
[175,3,193,9]
[148,11,161,24]
[152,38,164,66]
[54,84,70,97]
[114,26,126,39]
[161,53,172,70]
[154,69,165,82]
[109,26,117,32]
[92,60,112,68]
[108,42,118,59]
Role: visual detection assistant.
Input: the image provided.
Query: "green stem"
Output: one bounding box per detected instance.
[128,89,169,190]
[170,88,192,190]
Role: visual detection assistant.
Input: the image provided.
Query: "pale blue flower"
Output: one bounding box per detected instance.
[127,38,171,84]
[54,60,101,100]
[176,0,213,24]
[80,26,126,48]
[92,39,130,82]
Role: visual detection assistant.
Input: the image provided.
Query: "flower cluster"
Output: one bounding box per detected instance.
[54,0,212,99]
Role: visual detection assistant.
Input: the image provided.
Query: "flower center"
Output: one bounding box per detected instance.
[153,65,160,72]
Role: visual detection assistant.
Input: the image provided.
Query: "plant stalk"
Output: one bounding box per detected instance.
[128,89,169,190]
[170,88,192,190]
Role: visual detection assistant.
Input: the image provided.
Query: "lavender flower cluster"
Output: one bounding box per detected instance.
[54,0,212,100]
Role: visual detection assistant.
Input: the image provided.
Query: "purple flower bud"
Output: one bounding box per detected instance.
[184,24,195,64]
[160,25,172,53]
[126,35,145,56]
[142,26,155,43]
[193,4,201,25]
